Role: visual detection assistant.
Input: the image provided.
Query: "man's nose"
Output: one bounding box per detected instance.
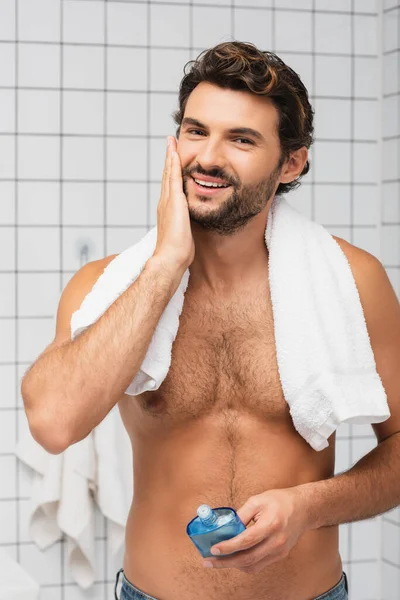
[195,140,226,173]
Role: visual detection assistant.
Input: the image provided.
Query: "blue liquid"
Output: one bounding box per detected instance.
[187,505,246,558]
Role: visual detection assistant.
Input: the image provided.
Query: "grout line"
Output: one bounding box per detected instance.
[103,0,107,261]
[14,0,20,568]
[59,2,66,598]
[0,3,382,17]
[377,1,383,594]
[103,3,108,595]
[347,0,355,587]
[146,0,152,232]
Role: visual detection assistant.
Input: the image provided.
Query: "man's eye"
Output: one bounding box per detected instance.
[187,130,253,145]
[187,129,204,136]
[234,138,253,145]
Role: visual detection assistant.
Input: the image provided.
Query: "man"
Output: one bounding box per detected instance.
[21,42,400,600]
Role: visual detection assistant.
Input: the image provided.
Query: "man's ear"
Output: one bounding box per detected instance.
[279,147,308,184]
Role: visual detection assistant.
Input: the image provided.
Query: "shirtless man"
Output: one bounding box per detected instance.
[21,42,400,600]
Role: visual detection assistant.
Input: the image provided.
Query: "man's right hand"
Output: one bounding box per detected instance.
[153,136,195,273]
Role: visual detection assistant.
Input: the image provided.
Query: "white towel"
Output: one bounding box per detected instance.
[16,360,132,589]
[265,195,390,449]
[71,194,390,450]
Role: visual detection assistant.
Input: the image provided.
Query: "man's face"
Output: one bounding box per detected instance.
[177,82,286,236]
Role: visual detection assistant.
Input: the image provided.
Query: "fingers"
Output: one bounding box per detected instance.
[162,139,172,200]
[211,525,263,557]
[204,544,282,572]
[169,148,183,199]
[169,149,177,195]
[160,135,182,211]
[236,497,263,527]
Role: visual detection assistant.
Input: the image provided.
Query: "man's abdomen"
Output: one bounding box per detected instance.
[121,414,342,600]
[123,499,342,600]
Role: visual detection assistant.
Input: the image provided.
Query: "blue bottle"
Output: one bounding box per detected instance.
[187,504,246,558]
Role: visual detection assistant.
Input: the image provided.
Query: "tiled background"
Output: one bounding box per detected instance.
[0,0,399,599]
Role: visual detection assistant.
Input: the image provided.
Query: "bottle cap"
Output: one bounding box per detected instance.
[197,504,211,519]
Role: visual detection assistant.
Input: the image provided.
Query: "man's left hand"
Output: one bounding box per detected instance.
[204,487,310,574]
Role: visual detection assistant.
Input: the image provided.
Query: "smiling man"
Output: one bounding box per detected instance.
[179,96,288,238]
[21,41,400,600]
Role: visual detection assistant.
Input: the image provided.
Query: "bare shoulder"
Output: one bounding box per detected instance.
[331,235,380,268]
[64,252,121,320]
[329,234,398,329]
[330,233,399,322]
[63,253,120,318]
[95,253,120,272]
[330,235,387,292]
[39,253,120,358]
[76,252,120,287]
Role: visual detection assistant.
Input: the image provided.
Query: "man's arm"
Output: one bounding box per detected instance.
[298,431,400,529]
[297,239,400,529]
[22,137,194,456]
[21,254,185,455]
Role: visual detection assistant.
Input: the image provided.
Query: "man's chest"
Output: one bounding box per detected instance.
[137,288,290,423]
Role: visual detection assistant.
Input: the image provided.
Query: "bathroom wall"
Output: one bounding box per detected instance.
[381,2,400,600]
[0,0,396,599]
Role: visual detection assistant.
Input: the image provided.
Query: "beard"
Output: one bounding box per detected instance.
[182,157,284,237]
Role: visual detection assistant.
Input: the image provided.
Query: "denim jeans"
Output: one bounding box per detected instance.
[114,568,349,600]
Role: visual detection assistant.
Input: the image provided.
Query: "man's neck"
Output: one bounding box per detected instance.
[188,221,270,295]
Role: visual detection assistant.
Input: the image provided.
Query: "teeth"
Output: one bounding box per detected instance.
[193,177,229,189]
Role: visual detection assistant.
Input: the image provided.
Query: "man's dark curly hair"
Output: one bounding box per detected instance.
[172,40,315,196]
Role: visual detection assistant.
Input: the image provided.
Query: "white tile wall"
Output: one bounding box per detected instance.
[18,43,60,88]
[63,0,104,45]
[63,45,104,90]
[19,136,60,180]
[1,0,398,599]
[355,0,378,13]
[106,1,148,46]
[18,0,60,42]
[0,0,15,40]
[63,91,104,135]
[107,47,147,90]
[354,99,379,141]
[354,14,378,55]
[315,12,352,54]
[0,135,15,179]
[0,89,15,132]
[0,42,15,86]
[63,137,103,181]
[18,89,60,134]
[315,0,352,11]
[275,10,312,52]
[383,138,399,181]
[274,0,310,8]
[107,92,147,136]
[62,183,104,226]
[18,182,60,225]
[315,55,352,97]
[353,185,380,226]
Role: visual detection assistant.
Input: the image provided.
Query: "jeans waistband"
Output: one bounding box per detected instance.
[115,568,349,600]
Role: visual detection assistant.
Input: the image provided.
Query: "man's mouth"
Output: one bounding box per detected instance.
[190,176,232,195]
